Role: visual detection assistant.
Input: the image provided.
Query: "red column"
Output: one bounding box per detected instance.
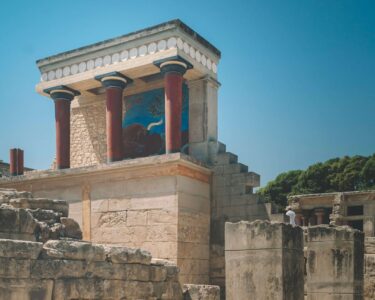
[105,86,123,162]
[164,72,183,153]
[9,148,17,176]
[95,72,131,162]
[54,99,71,169]
[44,86,79,170]
[17,149,24,175]
[315,208,325,225]
[154,57,192,154]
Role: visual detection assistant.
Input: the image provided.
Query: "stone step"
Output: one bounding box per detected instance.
[217,141,226,154]
[230,172,260,188]
[213,152,238,165]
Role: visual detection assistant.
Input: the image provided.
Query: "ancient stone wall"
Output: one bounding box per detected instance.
[209,142,267,296]
[0,238,183,300]
[225,220,304,300]
[364,237,375,299]
[70,98,107,168]
[305,225,364,300]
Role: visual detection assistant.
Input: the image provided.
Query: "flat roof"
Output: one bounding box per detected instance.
[36,19,221,67]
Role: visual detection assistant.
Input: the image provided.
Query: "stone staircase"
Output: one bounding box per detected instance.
[208,142,269,297]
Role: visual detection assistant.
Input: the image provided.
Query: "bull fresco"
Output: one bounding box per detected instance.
[122,84,189,158]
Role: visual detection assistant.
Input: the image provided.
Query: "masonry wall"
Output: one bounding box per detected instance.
[305,225,364,300]
[70,98,107,168]
[0,238,183,300]
[0,154,211,286]
[225,220,305,300]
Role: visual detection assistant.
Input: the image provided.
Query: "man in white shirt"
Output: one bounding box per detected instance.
[285,206,296,226]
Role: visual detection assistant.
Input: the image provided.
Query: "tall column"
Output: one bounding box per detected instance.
[9,148,18,176]
[154,56,192,154]
[95,72,132,162]
[44,85,80,169]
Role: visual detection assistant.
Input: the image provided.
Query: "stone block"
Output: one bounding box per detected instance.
[53,278,104,300]
[0,205,38,239]
[104,280,157,299]
[306,225,364,299]
[0,239,42,259]
[225,220,304,300]
[60,217,82,239]
[9,198,68,217]
[127,210,147,226]
[105,245,152,264]
[183,284,220,300]
[148,209,177,225]
[0,278,53,300]
[42,239,106,261]
[0,257,30,278]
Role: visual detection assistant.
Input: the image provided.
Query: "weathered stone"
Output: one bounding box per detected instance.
[28,208,61,225]
[9,197,68,217]
[0,239,42,259]
[48,223,64,240]
[0,205,37,237]
[0,257,30,278]
[0,278,53,300]
[225,220,304,300]
[105,245,152,264]
[60,217,82,239]
[53,278,104,300]
[42,239,105,261]
[183,284,220,300]
[306,225,364,299]
[152,258,180,281]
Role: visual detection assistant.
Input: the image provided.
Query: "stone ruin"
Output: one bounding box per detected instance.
[0,188,220,300]
[0,19,372,299]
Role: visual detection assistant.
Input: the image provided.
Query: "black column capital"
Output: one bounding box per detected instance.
[95,71,133,89]
[44,85,80,101]
[154,55,193,75]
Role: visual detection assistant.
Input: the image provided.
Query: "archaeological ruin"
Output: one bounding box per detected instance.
[0,19,373,299]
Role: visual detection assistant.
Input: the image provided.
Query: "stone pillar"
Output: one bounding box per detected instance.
[95,72,132,162]
[314,208,325,225]
[188,76,220,162]
[302,212,310,226]
[9,148,17,176]
[154,56,192,154]
[305,226,364,299]
[44,86,80,169]
[225,220,304,300]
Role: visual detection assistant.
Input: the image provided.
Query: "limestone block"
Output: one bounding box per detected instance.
[183,284,220,300]
[178,242,209,259]
[127,210,147,226]
[0,205,38,238]
[0,278,53,300]
[42,240,106,261]
[147,209,178,225]
[178,223,209,243]
[92,225,148,244]
[225,220,304,300]
[31,259,87,279]
[0,257,30,278]
[150,265,168,281]
[365,237,375,254]
[151,258,180,282]
[60,217,82,239]
[105,245,152,264]
[147,224,177,242]
[53,278,104,300]
[306,225,364,299]
[104,280,155,299]
[9,198,68,217]
[0,239,42,259]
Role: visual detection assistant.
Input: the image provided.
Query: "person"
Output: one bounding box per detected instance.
[285,206,296,226]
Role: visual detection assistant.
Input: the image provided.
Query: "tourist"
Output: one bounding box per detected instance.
[285,206,296,226]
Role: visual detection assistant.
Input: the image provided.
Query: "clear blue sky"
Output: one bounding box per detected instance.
[0,0,374,185]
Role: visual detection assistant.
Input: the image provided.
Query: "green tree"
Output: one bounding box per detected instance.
[258,153,375,209]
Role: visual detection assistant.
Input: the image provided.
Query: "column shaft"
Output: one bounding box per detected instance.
[17,149,24,175]
[164,72,183,153]
[9,148,17,176]
[105,87,123,162]
[55,99,71,169]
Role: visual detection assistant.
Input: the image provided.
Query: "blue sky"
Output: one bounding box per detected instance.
[0,0,374,185]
